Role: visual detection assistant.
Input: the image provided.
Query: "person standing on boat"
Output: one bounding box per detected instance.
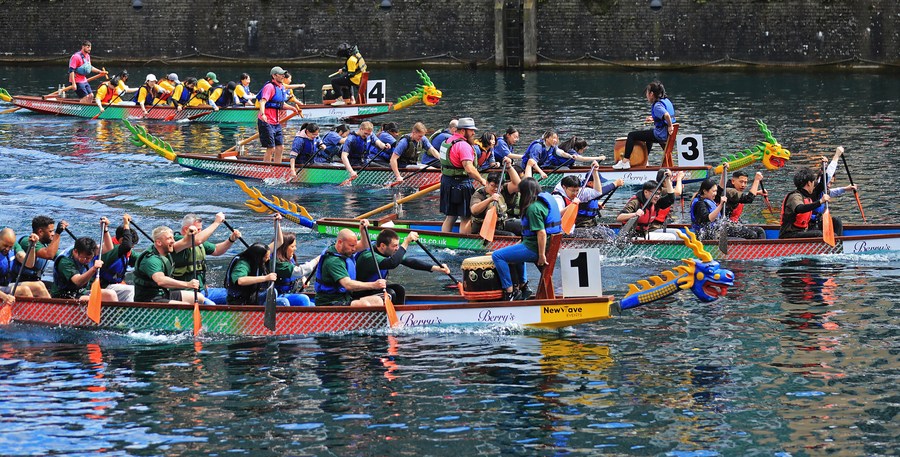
[322,124,350,161]
[330,43,367,106]
[134,74,170,115]
[68,40,106,102]
[355,229,450,305]
[273,232,319,306]
[780,167,843,239]
[314,221,387,307]
[0,228,50,298]
[612,81,675,170]
[234,73,255,106]
[389,122,441,183]
[470,159,524,237]
[690,178,729,240]
[290,123,328,177]
[494,127,523,164]
[439,117,488,234]
[492,177,562,301]
[133,226,200,304]
[171,213,239,305]
[425,120,457,166]
[367,122,400,166]
[339,121,390,180]
[13,216,67,283]
[51,235,119,302]
[723,170,767,239]
[552,165,623,240]
[257,66,300,164]
[617,174,679,240]
[98,214,138,302]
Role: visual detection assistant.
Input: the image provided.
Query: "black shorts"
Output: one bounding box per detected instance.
[258,119,284,148]
[439,175,475,217]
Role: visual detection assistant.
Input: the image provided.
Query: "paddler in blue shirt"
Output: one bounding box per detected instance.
[390,122,440,183]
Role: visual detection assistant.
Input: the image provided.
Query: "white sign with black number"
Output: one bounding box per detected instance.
[366,80,387,104]
[676,134,705,167]
[559,248,603,297]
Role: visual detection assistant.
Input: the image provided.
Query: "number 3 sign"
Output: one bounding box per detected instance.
[559,248,603,297]
[676,134,705,167]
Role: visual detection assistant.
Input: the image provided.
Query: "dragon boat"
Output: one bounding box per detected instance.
[126,120,789,189]
[0,70,442,124]
[0,232,733,337]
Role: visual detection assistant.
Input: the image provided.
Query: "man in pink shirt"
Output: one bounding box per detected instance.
[438,117,488,234]
[68,40,105,102]
[257,66,300,163]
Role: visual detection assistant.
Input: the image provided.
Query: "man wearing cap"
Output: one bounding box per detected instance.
[68,40,107,102]
[135,74,170,115]
[258,66,301,163]
[439,117,488,234]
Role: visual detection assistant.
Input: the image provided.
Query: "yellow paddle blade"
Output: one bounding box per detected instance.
[0,304,11,325]
[561,204,578,234]
[480,207,498,242]
[822,209,836,247]
[86,280,102,324]
[192,301,202,336]
[384,291,400,328]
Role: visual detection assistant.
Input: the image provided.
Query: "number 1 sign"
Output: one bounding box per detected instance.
[559,248,603,297]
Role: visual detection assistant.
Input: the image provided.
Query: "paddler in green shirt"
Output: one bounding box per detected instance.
[171,212,239,305]
[314,220,387,307]
[51,218,119,302]
[354,229,450,304]
[133,226,200,303]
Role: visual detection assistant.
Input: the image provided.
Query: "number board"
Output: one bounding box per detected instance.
[676,134,705,167]
[366,80,387,104]
[559,248,603,297]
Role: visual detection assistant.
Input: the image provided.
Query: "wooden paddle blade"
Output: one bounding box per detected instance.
[338,175,357,187]
[192,301,202,336]
[1,107,21,114]
[822,208,836,246]
[718,227,729,255]
[561,204,578,234]
[480,207,498,242]
[854,192,867,223]
[263,287,277,331]
[0,304,11,325]
[86,280,102,324]
[384,291,400,328]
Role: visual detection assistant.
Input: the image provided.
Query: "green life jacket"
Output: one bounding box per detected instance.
[133,249,174,302]
[439,137,469,178]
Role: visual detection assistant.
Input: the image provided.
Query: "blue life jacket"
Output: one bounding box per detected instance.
[367,131,395,162]
[314,247,356,295]
[343,132,369,166]
[690,197,718,232]
[293,135,326,163]
[212,85,232,108]
[173,84,192,105]
[0,249,14,286]
[99,251,129,287]
[553,191,600,220]
[523,139,551,166]
[275,258,295,294]
[322,131,344,158]
[74,52,92,76]
[237,83,252,104]
[12,236,49,282]
[521,193,563,237]
[224,257,265,305]
[256,81,285,110]
[494,136,514,162]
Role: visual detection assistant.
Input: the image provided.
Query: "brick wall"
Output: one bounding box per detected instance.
[0,0,895,65]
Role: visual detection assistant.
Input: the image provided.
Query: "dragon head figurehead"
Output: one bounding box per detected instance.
[757,119,791,170]
[676,230,734,302]
[393,70,442,111]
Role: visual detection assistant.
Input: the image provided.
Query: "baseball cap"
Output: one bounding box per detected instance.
[270,66,287,76]
[167,73,180,83]
[205,72,218,83]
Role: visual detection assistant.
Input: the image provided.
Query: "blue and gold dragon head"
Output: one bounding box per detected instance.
[620,230,734,310]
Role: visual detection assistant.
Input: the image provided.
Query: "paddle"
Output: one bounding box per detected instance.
[129,220,153,242]
[221,220,251,249]
[86,221,105,324]
[537,158,575,182]
[561,164,597,234]
[166,89,201,121]
[599,184,618,208]
[222,132,261,156]
[385,161,439,188]
[0,238,39,324]
[64,227,78,241]
[291,147,321,182]
[414,240,463,293]
[718,219,729,255]
[356,182,441,220]
[263,217,278,331]
[616,178,666,243]
[758,180,775,212]
[92,78,120,120]
[821,162,836,247]
[362,225,399,328]
[479,162,508,242]
[339,152,381,187]
[190,232,202,336]
[839,149,866,222]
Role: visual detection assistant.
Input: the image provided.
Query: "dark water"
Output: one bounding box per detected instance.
[0,66,898,456]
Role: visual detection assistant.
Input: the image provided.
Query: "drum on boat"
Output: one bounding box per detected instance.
[461,255,503,301]
[613,137,648,167]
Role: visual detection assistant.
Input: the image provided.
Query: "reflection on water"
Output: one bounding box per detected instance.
[0,67,898,455]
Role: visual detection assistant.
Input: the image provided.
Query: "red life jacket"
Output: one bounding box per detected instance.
[100,82,119,103]
[780,191,812,229]
[729,202,744,222]
[627,195,658,232]
[654,206,671,223]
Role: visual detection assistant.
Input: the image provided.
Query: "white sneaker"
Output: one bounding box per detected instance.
[330,100,345,106]
[612,160,630,170]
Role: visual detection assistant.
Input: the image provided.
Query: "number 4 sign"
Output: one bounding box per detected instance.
[676,134,705,167]
[559,248,603,297]
[366,80,387,104]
